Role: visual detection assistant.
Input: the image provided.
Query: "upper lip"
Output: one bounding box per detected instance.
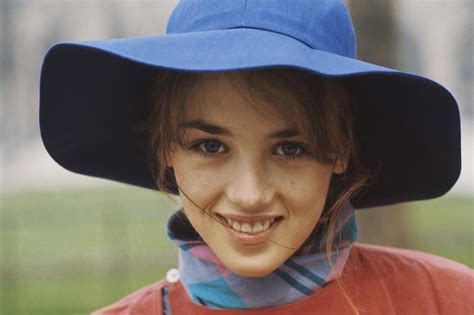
[217,213,282,224]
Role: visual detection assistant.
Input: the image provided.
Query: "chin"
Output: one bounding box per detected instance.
[232,266,273,277]
[226,259,280,278]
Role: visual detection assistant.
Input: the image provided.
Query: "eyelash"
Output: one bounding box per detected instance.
[275,142,308,161]
[188,139,309,161]
[190,140,226,159]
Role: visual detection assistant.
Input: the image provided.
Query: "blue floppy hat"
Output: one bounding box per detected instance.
[39,0,461,209]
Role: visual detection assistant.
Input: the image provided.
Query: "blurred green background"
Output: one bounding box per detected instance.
[1,187,472,314]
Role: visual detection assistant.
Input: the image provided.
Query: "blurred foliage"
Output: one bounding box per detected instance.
[0,188,472,314]
[0,187,179,314]
[405,197,473,265]
[357,197,473,266]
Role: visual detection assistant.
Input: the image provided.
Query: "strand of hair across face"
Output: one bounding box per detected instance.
[174,184,297,250]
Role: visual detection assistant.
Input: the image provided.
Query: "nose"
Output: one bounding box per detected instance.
[225,160,275,211]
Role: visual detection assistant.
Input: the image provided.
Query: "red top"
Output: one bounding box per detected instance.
[92,243,474,315]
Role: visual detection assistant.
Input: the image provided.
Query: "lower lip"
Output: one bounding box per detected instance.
[224,220,281,246]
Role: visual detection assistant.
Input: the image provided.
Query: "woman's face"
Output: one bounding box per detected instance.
[168,73,346,277]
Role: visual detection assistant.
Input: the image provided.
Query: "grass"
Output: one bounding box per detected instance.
[1,187,179,314]
[405,197,473,265]
[0,187,472,314]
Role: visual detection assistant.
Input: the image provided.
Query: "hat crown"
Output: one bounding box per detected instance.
[166,0,356,58]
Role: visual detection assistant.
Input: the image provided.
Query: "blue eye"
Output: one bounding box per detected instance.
[274,142,307,161]
[275,142,303,156]
[199,140,224,154]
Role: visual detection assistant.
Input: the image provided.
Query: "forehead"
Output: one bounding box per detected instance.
[187,73,304,130]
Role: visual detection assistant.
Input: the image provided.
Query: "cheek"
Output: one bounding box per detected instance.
[279,166,333,236]
[172,154,207,189]
[280,171,332,249]
[172,156,225,210]
[279,165,333,206]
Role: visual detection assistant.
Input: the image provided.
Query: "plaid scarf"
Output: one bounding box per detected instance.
[166,202,357,309]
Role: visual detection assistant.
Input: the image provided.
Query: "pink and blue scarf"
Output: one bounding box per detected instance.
[165,201,357,309]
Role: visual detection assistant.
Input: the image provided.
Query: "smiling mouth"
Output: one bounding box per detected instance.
[215,214,284,234]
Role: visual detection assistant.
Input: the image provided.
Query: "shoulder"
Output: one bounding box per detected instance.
[351,242,473,278]
[347,243,474,313]
[91,279,168,315]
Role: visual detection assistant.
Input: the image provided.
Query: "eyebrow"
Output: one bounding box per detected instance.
[182,119,234,136]
[181,119,301,139]
[270,128,300,139]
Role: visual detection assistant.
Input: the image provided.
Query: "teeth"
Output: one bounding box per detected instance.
[263,220,270,230]
[232,220,241,231]
[241,223,252,233]
[225,217,277,234]
[252,222,264,233]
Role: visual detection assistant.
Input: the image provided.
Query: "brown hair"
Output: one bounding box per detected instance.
[140,67,371,313]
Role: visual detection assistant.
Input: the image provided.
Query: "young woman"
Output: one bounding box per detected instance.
[39,1,473,314]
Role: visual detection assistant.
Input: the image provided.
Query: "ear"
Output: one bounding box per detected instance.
[332,151,350,175]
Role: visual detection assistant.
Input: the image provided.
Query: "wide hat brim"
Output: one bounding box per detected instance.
[40,27,461,209]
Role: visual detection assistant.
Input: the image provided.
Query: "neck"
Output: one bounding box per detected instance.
[166,202,357,309]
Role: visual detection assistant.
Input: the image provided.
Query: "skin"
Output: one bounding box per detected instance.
[167,73,347,277]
